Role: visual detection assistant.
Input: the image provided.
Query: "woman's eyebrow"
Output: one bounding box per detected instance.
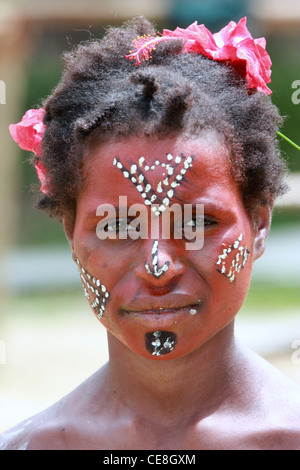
[84,208,113,220]
[85,210,99,220]
[200,200,233,215]
[169,195,235,217]
[84,198,232,220]
[85,206,127,221]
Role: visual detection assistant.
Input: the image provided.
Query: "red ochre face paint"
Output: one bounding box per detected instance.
[73,133,255,361]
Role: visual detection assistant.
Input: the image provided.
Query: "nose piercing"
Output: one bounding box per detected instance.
[145,240,170,278]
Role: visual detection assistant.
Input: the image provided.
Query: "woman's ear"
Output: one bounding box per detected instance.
[62,216,75,251]
[252,203,273,262]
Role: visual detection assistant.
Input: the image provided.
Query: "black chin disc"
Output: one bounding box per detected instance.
[145,331,177,356]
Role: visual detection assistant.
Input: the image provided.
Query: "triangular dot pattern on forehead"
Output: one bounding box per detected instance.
[113,153,193,216]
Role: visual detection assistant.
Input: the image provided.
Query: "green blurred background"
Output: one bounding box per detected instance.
[0,0,299,433]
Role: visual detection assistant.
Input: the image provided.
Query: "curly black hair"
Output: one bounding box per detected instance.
[37,16,288,227]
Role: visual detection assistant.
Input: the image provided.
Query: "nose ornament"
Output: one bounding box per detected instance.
[145,240,170,278]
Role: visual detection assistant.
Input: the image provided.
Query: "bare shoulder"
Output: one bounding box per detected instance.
[0,387,86,451]
[0,367,108,450]
[0,407,65,450]
[239,345,300,449]
[0,419,32,450]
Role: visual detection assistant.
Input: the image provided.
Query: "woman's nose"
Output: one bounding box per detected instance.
[134,239,185,286]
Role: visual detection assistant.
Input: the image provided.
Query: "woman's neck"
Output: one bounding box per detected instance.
[105,322,242,427]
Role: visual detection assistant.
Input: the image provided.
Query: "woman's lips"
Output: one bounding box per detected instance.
[117,293,203,328]
[120,293,202,315]
[119,299,203,329]
[121,304,200,315]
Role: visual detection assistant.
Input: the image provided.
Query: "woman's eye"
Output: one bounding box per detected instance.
[105,218,138,233]
[96,217,141,241]
[183,215,217,228]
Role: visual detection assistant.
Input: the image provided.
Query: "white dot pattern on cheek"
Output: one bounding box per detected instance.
[113,153,193,216]
[216,234,250,282]
[74,257,110,319]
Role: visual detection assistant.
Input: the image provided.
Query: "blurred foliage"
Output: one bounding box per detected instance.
[267,35,300,173]
[243,283,300,316]
[15,22,300,247]
[168,0,249,30]
[272,207,300,226]
[17,27,95,247]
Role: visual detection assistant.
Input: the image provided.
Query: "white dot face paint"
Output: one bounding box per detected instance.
[113,153,194,216]
[74,257,110,319]
[145,240,170,278]
[216,234,250,282]
[145,331,177,356]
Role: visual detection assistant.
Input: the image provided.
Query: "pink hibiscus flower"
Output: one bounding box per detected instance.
[126,17,272,95]
[9,108,48,194]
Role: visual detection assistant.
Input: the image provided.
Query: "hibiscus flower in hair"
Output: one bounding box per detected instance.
[126,17,272,95]
[9,108,48,194]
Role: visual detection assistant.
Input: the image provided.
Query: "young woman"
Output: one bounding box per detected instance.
[2,16,300,450]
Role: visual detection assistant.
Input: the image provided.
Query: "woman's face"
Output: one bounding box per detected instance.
[71,131,268,360]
